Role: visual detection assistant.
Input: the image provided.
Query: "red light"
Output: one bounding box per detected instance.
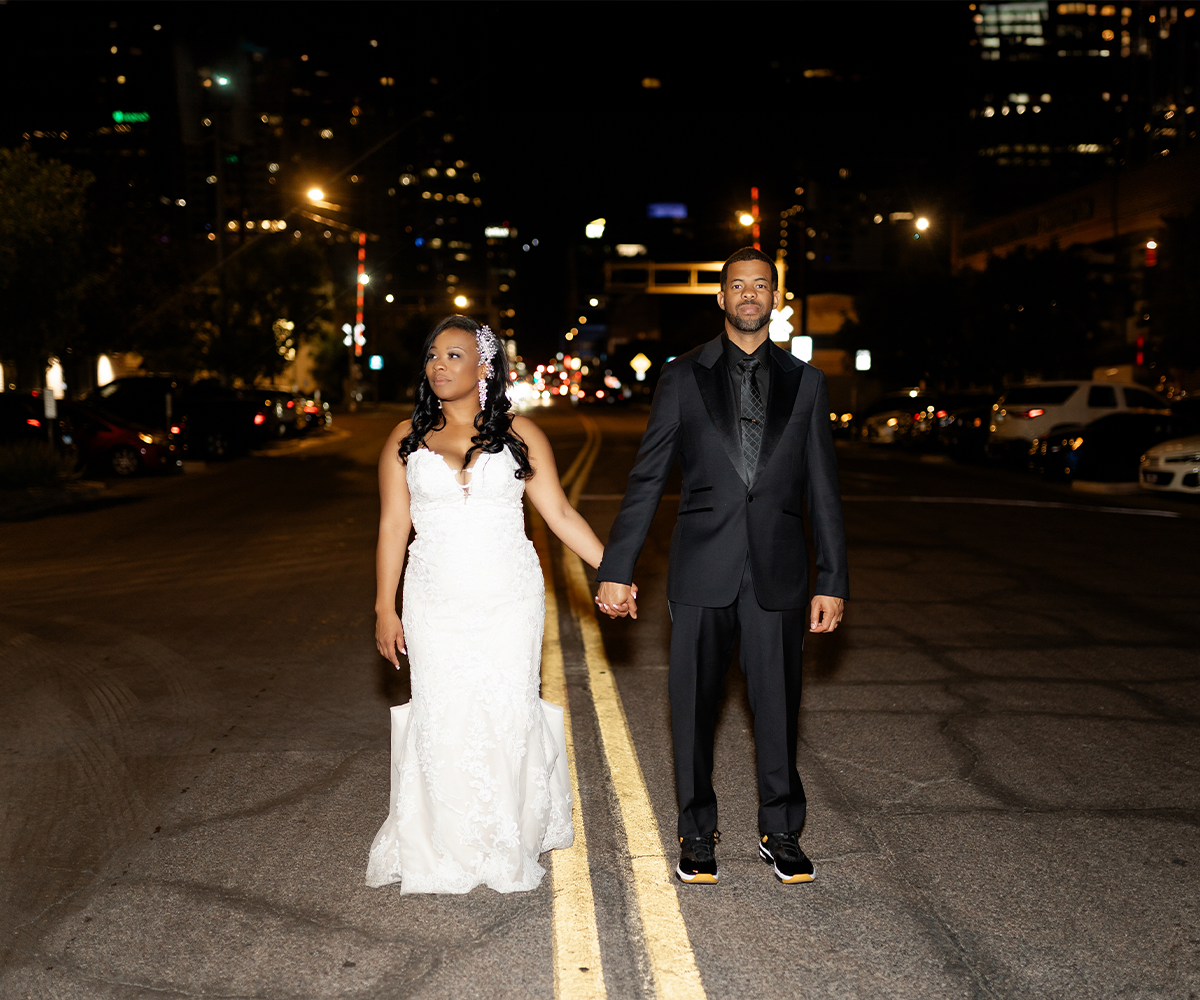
[1026,408,1045,418]
[936,410,948,419]
[253,412,266,425]
[286,399,294,408]
[26,418,41,427]
[170,424,182,435]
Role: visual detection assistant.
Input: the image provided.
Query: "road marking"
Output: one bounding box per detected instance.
[582,493,1180,518]
[560,415,707,1000]
[534,511,606,1000]
[840,494,1181,517]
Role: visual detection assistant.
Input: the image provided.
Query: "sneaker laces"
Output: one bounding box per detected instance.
[770,833,803,862]
[683,831,720,862]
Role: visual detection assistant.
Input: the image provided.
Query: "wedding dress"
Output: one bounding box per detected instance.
[366,445,574,893]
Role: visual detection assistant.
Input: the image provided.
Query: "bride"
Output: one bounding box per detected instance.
[366,315,626,893]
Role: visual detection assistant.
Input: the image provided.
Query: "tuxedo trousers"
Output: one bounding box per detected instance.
[669,558,808,839]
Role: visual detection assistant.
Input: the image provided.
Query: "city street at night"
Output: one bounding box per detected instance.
[2,406,1197,999]
[4,6,1200,996]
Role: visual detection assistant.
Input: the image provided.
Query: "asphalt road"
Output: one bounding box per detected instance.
[1,403,1197,1000]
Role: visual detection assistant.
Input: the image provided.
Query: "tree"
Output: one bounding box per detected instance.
[194,238,331,385]
[0,147,93,384]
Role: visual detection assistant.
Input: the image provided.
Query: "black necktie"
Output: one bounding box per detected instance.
[737,356,764,477]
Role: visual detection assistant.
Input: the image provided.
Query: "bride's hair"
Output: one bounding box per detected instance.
[399,315,533,479]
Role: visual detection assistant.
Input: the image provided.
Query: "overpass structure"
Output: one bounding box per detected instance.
[953,149,1200,271]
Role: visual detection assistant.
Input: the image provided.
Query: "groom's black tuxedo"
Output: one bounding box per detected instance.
[597,332,848,838]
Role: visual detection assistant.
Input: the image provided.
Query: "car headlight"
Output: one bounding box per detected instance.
[138,432,154,445]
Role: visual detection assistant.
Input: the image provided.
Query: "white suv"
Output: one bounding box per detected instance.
[988,380,1170,458]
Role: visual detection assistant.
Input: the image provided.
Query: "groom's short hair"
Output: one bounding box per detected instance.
[721,247,778,290]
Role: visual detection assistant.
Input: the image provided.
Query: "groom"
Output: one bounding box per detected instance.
[596,247,848,885]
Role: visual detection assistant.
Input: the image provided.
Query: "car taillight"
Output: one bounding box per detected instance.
[253,412,266,425]
[26,418,41,427]
[1026,408,1045,418]
[596,390,606,399]
[303,404,319,413]
[936,410,948,419]
[170,424,182,435]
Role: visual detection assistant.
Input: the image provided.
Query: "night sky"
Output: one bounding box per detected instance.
[2,2,972,350]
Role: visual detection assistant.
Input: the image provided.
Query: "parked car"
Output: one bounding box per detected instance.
[300,396,332,431]
[857,389,933,445]
[1028,412,1186,482]
[0,391,72,449]
[86,376,268,459]
[1139,434,1200,496]
[989,380,1170,462]
[64,402,183,477]
[250,389,306,439]
[930,392,999,462]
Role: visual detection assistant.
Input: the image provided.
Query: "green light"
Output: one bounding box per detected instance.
[112,111,150,123]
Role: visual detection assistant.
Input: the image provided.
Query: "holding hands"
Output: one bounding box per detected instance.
[595,581,639,619]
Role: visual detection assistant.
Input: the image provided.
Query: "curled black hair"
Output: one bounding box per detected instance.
[398,315,533,480]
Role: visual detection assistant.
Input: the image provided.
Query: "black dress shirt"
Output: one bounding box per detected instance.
[721,333,773,423]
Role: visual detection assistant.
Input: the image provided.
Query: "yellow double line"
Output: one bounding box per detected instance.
[536,415,706,1000]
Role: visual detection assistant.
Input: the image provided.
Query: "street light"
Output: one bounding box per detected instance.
[307,187,324,202]
[454,295,468,308]
[916,217,930,231]
[738,212,754,226]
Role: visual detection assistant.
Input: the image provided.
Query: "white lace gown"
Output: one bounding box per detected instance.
[365,446,574,893]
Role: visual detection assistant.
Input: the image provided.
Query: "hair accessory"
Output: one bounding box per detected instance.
[475,324,499,409]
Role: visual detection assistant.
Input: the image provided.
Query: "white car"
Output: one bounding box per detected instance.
[1139,434,1200,495]
[989,380,1170,458]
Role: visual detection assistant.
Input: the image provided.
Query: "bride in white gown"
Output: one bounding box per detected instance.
[367,316,630,893]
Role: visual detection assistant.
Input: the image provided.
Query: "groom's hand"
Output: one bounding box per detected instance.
[595,581,638,620]
[809,595,844,633]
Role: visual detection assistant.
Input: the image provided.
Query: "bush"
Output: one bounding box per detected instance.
[0,441,77,488]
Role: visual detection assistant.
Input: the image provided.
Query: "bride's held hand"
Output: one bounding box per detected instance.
[595,581,638,620]
[376,612,407,668]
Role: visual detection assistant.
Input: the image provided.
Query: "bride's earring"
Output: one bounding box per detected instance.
[477,379,488,408]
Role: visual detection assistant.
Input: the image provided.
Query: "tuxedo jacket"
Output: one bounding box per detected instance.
[596,334,849,610]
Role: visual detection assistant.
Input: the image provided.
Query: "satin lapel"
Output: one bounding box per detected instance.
[752,355,805,484]
[691,354,747,485]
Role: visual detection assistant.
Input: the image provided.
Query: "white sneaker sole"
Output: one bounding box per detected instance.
[675,864,719,884]
[759,843,815,883]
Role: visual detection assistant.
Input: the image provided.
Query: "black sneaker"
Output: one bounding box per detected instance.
[759,832,814,884]
[677,831,720,884]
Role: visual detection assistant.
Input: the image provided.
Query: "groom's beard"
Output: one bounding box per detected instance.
[725,299,772,333]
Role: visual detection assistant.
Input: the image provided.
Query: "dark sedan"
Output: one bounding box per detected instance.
[1029,412,1190,482]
